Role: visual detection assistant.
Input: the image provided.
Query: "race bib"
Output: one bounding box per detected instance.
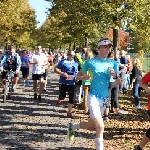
[66,75,74,80]
[103,97,109,107]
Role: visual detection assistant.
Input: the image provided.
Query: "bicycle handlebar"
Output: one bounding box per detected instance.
[3,69,15,74]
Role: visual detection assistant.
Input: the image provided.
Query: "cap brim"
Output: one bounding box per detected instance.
[98,40,113,47]
[98,44,113,47]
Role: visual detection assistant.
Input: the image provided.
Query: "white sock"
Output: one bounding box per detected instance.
[95,138,104,150]
[72,123,80,131]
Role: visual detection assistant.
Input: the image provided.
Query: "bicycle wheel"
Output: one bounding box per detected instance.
[8,79,13,99]
[3,82,9,103]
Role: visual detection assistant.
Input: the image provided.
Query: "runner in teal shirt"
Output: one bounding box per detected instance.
[67,38,119,150]
[82,56,119,100]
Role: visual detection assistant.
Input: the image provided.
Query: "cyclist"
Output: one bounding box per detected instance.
[0,45,21,91]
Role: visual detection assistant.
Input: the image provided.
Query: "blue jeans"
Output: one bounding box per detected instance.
[133,83,140,106]
[120,72,128,92]
[126,73,130,89]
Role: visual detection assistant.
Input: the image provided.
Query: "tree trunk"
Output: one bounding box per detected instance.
[113,28,118,59]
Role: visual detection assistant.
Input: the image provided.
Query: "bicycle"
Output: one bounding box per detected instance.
[3,69,14,103]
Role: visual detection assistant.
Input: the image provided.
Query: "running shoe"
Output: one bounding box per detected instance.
[67,122,75,141]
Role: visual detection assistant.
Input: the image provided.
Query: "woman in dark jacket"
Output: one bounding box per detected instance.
[130,58,143,109]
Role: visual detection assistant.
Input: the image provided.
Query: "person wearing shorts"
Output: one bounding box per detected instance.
[54,50,78,118]
[67,38,119,150]
[43,50,49,92]
[21,50,30,86]
[0,46,21,91]
[30,45,47,102]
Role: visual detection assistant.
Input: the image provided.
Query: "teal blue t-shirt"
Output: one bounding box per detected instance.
[82,56,119,100]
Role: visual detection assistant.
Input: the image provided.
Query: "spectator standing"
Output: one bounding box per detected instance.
[130,58,143,109]
[119,50,128,94]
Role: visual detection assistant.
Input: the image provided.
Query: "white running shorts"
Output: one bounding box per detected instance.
[87,94,106,119]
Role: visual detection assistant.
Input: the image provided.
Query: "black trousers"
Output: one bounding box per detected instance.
[59,84,75,104]
[107,82,119,108]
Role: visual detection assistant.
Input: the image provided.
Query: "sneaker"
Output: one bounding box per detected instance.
[7,94,11,100]
[135,105,141,110]
[12,87,16,92]
[34,93,37,100]
[38,95,41,102]
[113,114,119,119]
[26,80,30,85]
[123,90,127,94]
[67,122,75,141]
[43,89,47,92]
[67,111,73,118]
[134,145,142,150]
[118,109,128,114]
[23,84,27,87]
[57,100,61,105]
[103,115,109,121]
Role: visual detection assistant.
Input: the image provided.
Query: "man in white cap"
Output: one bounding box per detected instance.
[67,38,120,150]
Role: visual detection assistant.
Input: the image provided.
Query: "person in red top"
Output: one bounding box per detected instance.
[134,71,150,150]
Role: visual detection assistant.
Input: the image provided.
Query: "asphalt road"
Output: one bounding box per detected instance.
[0,69,95,150]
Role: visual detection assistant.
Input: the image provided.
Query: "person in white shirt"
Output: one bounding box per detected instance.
[43,50,50,92]
[30,45,47,102]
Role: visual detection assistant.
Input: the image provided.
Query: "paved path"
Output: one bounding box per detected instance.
[0,70,95,150]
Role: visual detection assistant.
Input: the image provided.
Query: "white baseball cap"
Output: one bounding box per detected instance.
[98,39,113,47]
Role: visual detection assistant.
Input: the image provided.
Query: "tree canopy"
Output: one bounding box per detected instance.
[40,0,150,51]
[0,0,37,49]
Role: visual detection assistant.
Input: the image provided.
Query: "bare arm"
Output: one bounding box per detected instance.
[54,67,63,76]
[76,70,90,81]
[54,66,69,79]
[30,61,38,64]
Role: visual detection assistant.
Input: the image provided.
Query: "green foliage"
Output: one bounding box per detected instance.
[41,0,150,50]
[0,0,37,49]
